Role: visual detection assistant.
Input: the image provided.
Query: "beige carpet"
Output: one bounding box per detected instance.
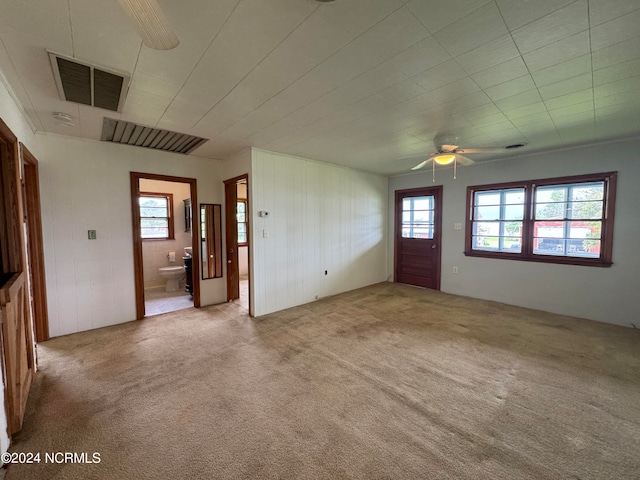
[6,283,640,479]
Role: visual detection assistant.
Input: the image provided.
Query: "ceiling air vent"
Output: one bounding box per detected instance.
[48,52,130,112]
[101,118,208,154]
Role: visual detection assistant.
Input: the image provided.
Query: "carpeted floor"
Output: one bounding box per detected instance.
[5,282,640,479]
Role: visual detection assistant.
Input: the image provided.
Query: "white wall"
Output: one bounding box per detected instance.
[238,246,249,276]
[35,134,225,337]
[388,139,640,328]
[140,179,192,289]
[250,149,388,317]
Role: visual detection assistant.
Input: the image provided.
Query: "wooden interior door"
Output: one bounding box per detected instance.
[394,186,443,290]
[0,119,35,435]
[224,177,240,301]
[0,272,33,434]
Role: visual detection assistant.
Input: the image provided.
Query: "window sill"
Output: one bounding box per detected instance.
[464,250,613,267]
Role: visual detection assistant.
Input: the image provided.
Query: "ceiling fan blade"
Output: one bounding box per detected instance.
[118,0,180,50]
[411,159,431,170]
[455,147,505,154]
[455,154,475,166]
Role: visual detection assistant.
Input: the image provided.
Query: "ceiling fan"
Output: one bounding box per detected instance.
[407,138,526,181]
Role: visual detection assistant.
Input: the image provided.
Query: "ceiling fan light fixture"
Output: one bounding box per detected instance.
[118,0,180,51]
[434,154,455,165]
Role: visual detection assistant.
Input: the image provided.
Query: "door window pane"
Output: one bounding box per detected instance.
[401,195,434,239]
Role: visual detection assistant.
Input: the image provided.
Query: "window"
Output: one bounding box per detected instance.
[465,172,616,266]
[471,188,525,252]
[401,196,434,239]
[139,193,174,240]
[237,200,247,245]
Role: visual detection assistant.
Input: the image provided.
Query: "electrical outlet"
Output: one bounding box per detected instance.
[88,230,97,240]
[452,266,459,274]
[454,223,462,230]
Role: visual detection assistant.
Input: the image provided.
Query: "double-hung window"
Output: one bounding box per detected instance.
[140,193,174,240]
[465,172,617,267]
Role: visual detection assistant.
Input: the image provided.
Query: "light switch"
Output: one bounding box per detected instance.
[263,229,269,238]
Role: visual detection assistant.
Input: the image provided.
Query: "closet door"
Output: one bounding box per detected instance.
[0,119,35,434]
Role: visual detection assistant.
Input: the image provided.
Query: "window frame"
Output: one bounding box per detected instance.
[139,192,175,241]
[237,199,248,247]
[465,172,617,267]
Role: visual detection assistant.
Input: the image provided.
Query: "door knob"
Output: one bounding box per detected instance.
[227,260,232,264]
[432,244,437,249]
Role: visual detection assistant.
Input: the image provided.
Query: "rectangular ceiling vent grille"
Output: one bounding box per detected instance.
[48,52,130,112]
[101,118,208,155]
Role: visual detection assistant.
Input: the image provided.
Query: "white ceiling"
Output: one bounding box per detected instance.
[1,0,639,174]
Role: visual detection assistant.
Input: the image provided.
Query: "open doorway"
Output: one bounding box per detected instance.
[130,172,200,319]
[224,174,250,312]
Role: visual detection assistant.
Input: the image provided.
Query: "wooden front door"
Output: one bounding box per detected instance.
[394,186,443,290]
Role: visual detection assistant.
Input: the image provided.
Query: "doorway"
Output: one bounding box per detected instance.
[224,174,250,311]
[394,186,443,290]
[21,144,49,342]
[130,172,200,320]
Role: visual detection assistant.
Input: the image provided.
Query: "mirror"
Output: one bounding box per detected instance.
[200,204,223,279]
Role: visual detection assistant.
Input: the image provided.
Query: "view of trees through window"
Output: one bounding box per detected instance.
[533,182,603,257]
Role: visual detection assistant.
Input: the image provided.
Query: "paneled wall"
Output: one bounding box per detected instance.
[140,179,192,289]
[250,149,388,316]
[389,139,640,328]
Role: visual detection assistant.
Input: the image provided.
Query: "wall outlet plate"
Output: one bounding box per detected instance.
[88,230,97,240]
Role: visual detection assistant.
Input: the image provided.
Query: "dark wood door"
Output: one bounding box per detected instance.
[224,178,240,301]
[394,186,442,290]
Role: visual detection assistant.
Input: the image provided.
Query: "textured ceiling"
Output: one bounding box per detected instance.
[0,0,639,174]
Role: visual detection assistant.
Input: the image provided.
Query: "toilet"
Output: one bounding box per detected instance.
[158,266,185,292]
